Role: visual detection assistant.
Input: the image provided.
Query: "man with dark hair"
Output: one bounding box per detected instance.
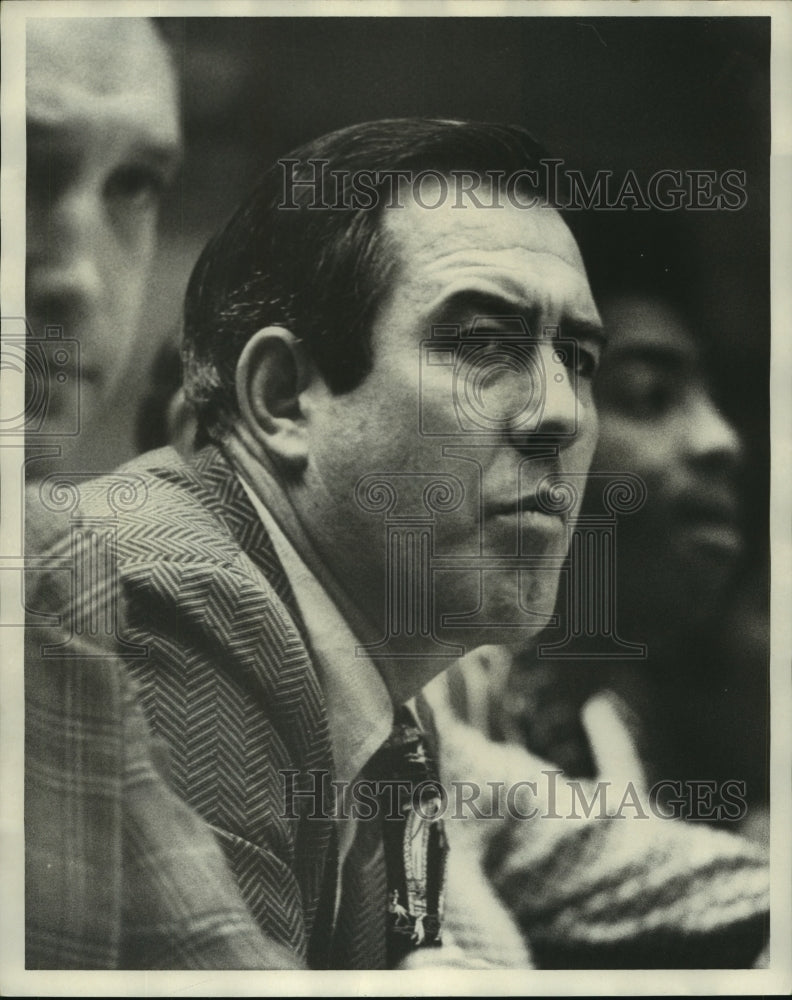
[27,118,604,968]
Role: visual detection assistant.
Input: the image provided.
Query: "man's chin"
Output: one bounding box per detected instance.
[436,608,558,660]
[432,573,559,655]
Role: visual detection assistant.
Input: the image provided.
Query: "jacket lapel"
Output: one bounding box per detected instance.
[190,444,308,637]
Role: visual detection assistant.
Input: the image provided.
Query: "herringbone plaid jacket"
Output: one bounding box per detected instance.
[25,445,337,968]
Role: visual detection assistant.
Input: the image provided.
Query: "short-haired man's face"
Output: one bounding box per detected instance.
[593,295,743,619]
[26,18,181,443]
[298,185,603,658]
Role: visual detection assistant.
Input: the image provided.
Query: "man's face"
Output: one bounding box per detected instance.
[593,295,743,621]
[26,19,181,442]
[298,187,603,659]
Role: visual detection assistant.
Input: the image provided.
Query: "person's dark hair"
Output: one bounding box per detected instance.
[182,118,551,443]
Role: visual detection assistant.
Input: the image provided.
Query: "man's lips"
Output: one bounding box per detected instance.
[672,492,743,555]
[486,493,569,530]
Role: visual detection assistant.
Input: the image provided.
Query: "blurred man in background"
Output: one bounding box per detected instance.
[24,18,287,970]
[504,223,769,835]
[513,287,768,835]
[25,17,181,476]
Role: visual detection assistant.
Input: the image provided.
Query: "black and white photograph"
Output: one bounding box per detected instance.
[1,1,790,995]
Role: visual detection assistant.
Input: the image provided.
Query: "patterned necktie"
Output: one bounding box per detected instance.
[375,704,449,967]
[330,704,448,969]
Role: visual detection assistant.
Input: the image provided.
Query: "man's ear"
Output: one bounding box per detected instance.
[235,326,310,470]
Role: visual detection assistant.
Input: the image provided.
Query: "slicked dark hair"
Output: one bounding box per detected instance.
[182,118,551,442]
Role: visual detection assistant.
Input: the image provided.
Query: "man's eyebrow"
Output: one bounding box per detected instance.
[564,318,607,349]
[427,290,606,344]
[27,118,183,168]
[427,290,529,325]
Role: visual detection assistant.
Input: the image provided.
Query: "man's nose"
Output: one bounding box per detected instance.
[686,388,743,471]
[507,343,581,446]
[27,187,104,314]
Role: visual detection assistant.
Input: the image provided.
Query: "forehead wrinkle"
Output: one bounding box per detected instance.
[386,191,581,246]
[417,240,580,270]
[414,253,600,324]
[405,228,584,266]
[379,199,598,336]
[385,215,586,297]
[419,244,589,282]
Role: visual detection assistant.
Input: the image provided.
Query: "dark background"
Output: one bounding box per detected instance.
[136,15,769,548]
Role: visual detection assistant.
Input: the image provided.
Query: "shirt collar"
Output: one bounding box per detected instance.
[238,476,393,784]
